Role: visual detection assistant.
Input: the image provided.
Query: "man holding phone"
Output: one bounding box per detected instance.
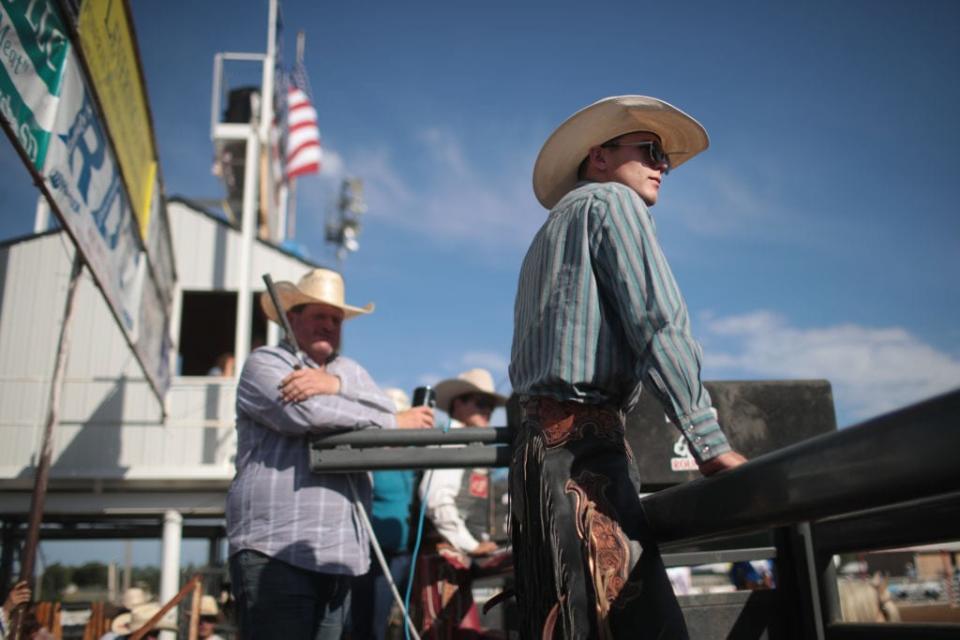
[417,368,507,635]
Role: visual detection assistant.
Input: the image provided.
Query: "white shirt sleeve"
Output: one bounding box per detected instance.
[419,468,479,553]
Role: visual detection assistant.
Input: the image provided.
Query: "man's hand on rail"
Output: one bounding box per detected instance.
[396,405,435,429]
[698,451,747,476]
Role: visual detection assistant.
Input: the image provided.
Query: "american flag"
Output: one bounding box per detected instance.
[284,63,322,179]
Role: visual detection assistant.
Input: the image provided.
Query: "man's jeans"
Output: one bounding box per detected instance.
[230,550,351,640]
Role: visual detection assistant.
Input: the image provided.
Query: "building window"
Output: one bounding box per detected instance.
[177,291,266,376]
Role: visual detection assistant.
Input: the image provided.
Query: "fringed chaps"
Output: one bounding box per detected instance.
[509,397,689,640]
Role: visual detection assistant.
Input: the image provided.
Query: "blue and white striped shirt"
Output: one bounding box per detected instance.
[510,180,731,462]
[226,346,397,575]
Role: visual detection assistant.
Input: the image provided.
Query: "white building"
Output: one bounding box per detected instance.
[0,198,322,598]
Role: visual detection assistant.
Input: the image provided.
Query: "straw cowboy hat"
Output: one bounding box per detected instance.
[532,95,710,209]
[111,603,178,635]
[260,268,374,323]
[121,587,151,610]
[434,368,508,413]
[383,387,412,412]
[199,595,220,619]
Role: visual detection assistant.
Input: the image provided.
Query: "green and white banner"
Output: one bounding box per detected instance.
[0,0,68,169]
[43,48,171,396]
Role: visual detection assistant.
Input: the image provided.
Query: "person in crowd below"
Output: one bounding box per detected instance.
[207,353,235,377]
[98,587,153,640]
[226,268,434,640]
[417,368,507,637]
[730,560,775,590]
[197,595,224,640]
[510,95,747,639]
[0,581,31,640]
[351,387,419,640]
[110,603,177,640]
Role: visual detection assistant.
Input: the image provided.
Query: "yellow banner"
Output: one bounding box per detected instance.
[77,0,156,239]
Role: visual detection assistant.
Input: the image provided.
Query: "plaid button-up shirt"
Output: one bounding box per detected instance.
[226,346,397,575]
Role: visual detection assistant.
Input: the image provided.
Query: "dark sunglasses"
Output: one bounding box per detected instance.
[466,394,496,411]
[601,140,671,173]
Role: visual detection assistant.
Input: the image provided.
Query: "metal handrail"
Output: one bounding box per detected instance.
[639,389,960,544]
[308,426,514,471]
[311,426,513,447]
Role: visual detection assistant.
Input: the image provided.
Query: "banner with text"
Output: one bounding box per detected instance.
[43,48,170,396]
[0,0,69,169]
[76,0,156,239]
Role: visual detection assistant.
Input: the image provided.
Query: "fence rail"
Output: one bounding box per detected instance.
[639,389,960,640]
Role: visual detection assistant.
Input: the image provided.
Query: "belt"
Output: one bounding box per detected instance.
[520,396,624,448]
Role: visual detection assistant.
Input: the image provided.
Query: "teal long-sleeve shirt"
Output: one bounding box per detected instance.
[509,180,731,462]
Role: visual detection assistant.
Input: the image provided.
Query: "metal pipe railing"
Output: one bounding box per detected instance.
[639,389,960,544]
[308,427,513,472]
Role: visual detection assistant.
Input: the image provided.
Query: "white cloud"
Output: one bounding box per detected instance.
[346,130,543,251]
[701,310,960,423]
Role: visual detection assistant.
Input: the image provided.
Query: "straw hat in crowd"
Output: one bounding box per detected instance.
[120,587,151,611]
[200,595,221,619]
[111,603,178,635]
[434,368,507,413]
[383,388,412,412]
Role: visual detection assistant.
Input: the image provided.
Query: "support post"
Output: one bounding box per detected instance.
[160,510,183,640]
[19,255,83,585]
[233,128,261,375]
[774,523,825,640]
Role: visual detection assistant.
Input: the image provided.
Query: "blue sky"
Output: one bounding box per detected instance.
[2,0,958,426]
[2,0,958,568]
[3,0,959,429]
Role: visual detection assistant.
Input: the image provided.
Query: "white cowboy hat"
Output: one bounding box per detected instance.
[121,587,151,610]
[260,268,374,323]
[383,387,412,412]
[111,603,177,635]
[199,595,220,618]
[434,368,508,413]
[532,95,710,209]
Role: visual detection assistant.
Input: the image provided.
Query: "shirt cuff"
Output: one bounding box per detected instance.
[678,407,732,462]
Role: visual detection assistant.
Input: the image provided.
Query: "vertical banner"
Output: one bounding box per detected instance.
[76,0,156,239]
[1,0,174,400]
[0,0,69,169]
[146,171,176,306]
[43,48,169,395]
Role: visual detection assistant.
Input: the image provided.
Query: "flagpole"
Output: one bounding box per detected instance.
[234,0,276,374]
[284,31,306,242]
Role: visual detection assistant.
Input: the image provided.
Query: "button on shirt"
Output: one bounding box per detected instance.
[510,181,731,462]
[226,346,398,575]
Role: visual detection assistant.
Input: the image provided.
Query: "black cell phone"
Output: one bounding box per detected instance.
[411,386,437,408]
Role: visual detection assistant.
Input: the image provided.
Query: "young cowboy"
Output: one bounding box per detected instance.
[509,96,746,639]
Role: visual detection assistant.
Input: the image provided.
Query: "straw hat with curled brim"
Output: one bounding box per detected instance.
[121,587,151,610]
[434,368,508,413]
[532,95,710,209]
[260,268,374,323]
[383,387,412,412]
[199,595,220,618]
[111,603,178,635]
